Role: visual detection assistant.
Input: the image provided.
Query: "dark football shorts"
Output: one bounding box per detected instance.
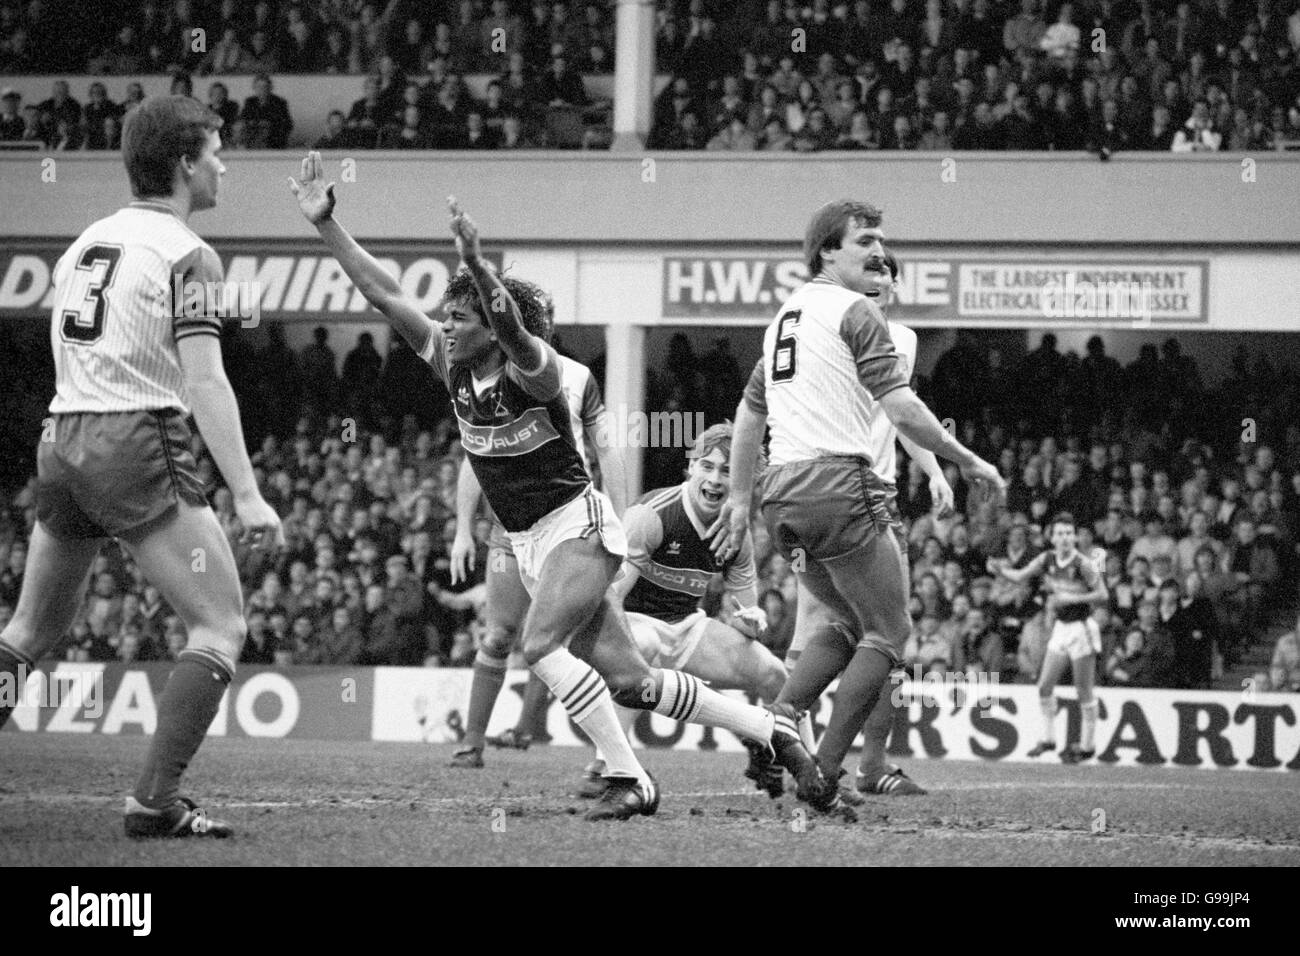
[36,409,208,540]
[759,454,900,562]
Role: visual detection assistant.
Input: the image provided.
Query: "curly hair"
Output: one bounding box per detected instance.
[440,267,552,341]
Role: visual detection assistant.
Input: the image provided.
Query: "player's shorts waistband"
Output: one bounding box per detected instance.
[46,407,187,420]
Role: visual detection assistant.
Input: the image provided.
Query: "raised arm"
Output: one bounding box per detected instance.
[289,151,438,354]
[447,197,544,372]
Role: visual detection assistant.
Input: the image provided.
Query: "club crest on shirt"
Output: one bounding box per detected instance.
[492,389,510,419]
[456,385,470,405]
[666,540,681,555]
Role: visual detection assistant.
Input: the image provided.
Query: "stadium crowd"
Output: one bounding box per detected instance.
[3,0,1299,151]
[0,322,1298,693]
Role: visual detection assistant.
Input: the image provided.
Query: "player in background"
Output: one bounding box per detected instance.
[447,311,628,768]
[576,422,798,798]
[798,250,953,800]
[289,153,832,821]
[722,200,1005,802]
[991,512,1107,762]
[0,96,284,838]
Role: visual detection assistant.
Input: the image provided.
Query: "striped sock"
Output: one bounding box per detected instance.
[532,647,644,783]
[1040,695,1058,745]
[0,639,35,730]
[653,669,773,744]
[595,705,638,766]
[1081,699,1099,751]
[133,647,235,809]
[797,710,817,752]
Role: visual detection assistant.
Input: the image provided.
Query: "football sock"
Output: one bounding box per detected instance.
[1040,694,1058,745]
[133,648,234,809]
[595,705,639,765]
[797,710,817,752]
[515,671,551,738]
[650,669,772,744]
[533,647,644,783]
[462,648,508,750]
[1081,699,1099,751]
[815,644,892,778]
[0,639,35,730]
[856,674,899,778]
[776,626,855,712]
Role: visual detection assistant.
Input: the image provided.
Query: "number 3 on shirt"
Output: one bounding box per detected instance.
[771,309,801,383]
[60,243,123,345]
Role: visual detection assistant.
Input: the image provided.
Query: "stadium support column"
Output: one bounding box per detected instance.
[610,0,655,151]
[604,322,646,497]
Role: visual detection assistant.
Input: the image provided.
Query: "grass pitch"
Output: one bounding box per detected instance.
[2,734,1297,866]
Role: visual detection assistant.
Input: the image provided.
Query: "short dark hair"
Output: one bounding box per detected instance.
[1050,511,1076,532]
[804,199,883,277]
[122,94,221,199]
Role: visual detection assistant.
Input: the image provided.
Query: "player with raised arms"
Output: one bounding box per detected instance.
[0,96,284,838]
[446,303,628,769]
[288,152,830,820]
[722,200,1005,802]
[990,512,1107,762]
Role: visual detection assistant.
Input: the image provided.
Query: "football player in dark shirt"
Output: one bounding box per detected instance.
[992,512,1108,763]
[289,152,839,820]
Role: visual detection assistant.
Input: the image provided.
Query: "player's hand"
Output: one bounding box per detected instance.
[960,455,1006,504]
[447,196,483,263]
[234,494,285,551]
[449,531,475,586]
[705,498,734,559]
[717,497,751,563]
[729,597,768,639]
[929,473,955,517]
[287,151,336,225]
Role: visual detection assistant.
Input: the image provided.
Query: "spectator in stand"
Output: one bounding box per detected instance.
[1004,0,1047,57]
[706,115,756,150]
[315,110,349,149]
[206,81,238,132]
[0,88,24,140]
[241,73,293,149]
[346,74,386,148]
[1271,617,1300,691]
[197,26,244,75]
[905,612,951,675]
[241,610,278,665]
[1131,516,1178,566]
[1224,513,1280,637]
[536,53,588,107]
[1172,99,1222,151]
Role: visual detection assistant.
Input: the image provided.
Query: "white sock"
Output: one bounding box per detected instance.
[653,669,772,744]
[1081,699,1098,751]
[1040,695,1058,745]
[797,710,817,752]
[532,647,645,783]
[594,706,638,765]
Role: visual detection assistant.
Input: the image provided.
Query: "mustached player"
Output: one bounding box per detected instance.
[0,96,284,838]
[724,200,1005,811]
[290,152,830,820]
[991,512,1107,762]
[789,250,952,800]
[447,317,627,768]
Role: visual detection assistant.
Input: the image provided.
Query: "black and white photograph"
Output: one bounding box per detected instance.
[0,0,1297,911]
